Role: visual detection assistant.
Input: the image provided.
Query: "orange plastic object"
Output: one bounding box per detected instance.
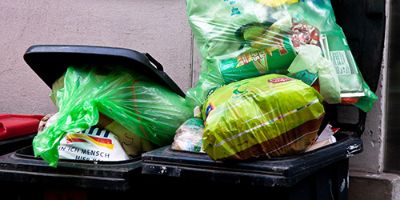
[341,97,360,105]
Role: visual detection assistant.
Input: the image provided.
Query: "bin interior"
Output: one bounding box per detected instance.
[0,134,35,155]
[0,145,142,191]
[0,114,44,155]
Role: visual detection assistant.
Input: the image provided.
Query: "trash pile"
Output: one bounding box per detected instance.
[173,0,376,160]
[34,67,192,166]
[34,0,377,166]
[185,0,377,112]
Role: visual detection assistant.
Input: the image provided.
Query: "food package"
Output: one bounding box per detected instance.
[100,116,156,156]
[52,77,155,157]
[185,0,377,112]
[202,74,324,161]
[58,127,129,162]
[171,118,205,153]
[39,113,129,162]
[34,66,192,167]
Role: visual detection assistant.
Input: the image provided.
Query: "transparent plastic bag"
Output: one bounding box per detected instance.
[171,118,205,153]
[51,75,156,157]
[34,66,192,166]
[186,0,377,112]
[202,74,325,161]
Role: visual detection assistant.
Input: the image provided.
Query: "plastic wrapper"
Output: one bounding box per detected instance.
[202,74,325,161]
[102,119,155,156]
[171,118,205,153]
[51,76,155,157]
[34,66,192,167]
[186,0,377,112]
[288,45,341,103]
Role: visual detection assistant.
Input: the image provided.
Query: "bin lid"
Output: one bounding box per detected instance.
[24,45,185,97]
[0,114,43,140]
[142,137,362,187]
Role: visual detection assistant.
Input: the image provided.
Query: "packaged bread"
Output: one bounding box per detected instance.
[202,74,325,161]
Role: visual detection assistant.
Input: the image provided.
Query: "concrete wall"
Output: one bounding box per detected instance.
[0,0,193,114]
[348,1,400,199]
[349,0,390,174]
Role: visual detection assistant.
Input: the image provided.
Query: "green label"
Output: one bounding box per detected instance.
[290,70,318,86]
[219,37,296,84]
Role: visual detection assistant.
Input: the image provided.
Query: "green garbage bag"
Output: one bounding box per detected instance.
[186,0,377,112]
[202,74,325,161]
[34,66,192,167]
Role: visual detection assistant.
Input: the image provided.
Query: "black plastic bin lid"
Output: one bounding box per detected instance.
[142,136,362,187]
[24,45,185,97]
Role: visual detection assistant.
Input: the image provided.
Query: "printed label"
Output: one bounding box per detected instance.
[268,77,293,84]
[58,127,129,162]
[330,50,357,75]
[237,51,266,66]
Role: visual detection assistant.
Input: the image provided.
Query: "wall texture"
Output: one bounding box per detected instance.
[349,0,390,174]
[0,0,193,114]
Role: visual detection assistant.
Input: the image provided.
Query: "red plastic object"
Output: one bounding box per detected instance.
[0,114,44,141]
[341,97,360,104]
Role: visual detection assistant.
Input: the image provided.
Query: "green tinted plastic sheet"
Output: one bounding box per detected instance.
[202,74,325,160]
[288,45,341,104]
[34,67,192,167]
[186,0,377,112]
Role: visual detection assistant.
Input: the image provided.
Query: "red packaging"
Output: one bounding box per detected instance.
[0,114,44,140]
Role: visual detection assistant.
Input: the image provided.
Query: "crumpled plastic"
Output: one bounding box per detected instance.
[34,66,192,167]
[185,0,377,112]
[202,74,325,160]
[288,45,341,104]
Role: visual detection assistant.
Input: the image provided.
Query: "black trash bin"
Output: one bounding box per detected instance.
[0,45,185,199]
[141,0,386,199]
[0,114,43,155]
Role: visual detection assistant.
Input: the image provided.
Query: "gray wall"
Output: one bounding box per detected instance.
[0,0,193,114]
[349,0,390,174]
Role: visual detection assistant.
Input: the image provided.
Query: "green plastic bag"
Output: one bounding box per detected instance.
[186,0,377,112]
[202,74,325,161]
[34,66,192,167]
[288,45,341,104]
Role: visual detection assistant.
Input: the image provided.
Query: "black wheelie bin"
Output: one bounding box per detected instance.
[0,45,185,199]
[141,0,386,199]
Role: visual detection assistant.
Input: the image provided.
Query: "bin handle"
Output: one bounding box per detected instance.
[145,53,164,72]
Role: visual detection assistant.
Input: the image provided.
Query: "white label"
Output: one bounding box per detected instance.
[58,127,129,162]
[330,50,357,75]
